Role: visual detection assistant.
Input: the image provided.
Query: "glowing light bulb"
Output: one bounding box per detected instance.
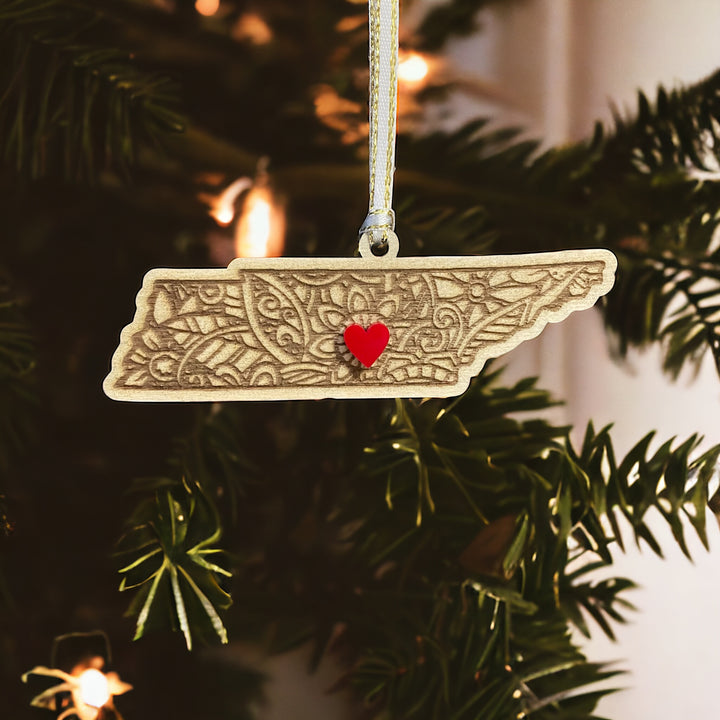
[235,186,285,258]
[245,196,270,255]
[78,669,110,709]
[195,0,220,17]
[208,177,253,226]
[215,206,234,225]
[398,52,429,84]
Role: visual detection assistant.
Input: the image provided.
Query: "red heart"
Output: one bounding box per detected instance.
[344,323,389,368]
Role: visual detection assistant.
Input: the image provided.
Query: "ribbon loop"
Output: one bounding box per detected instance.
[361,0,399,246]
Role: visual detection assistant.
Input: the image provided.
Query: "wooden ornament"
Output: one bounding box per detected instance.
[104,234,616,401]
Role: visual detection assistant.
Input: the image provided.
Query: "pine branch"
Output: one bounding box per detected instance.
[116,477,232,651]
[588,71,720,181]
[361,372,566,528]
[560,562,636,642]
[351,580,621,720]
[107,361,717,715]
[568,423,720,559]
[0,282,35,478]
[602,243,720,378]
[358,371,719,655]
[416,0,519,51]
[564,72,720,377]
[169,405,260,525]
[0,279,34,618]
[0,0,184,182]
[343,375,617,717]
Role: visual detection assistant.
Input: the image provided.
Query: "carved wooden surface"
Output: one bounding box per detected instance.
[104,250,616,401]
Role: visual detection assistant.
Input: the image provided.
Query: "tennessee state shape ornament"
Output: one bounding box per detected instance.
[103,234,615,401]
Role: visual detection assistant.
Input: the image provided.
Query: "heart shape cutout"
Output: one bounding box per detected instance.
[344,323,389,368]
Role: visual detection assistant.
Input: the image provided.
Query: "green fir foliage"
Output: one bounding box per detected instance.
[117,477,232,650]
[0,282,35,474]
[416,0,506,50]
[340,373,719,716]
[0,0,183,182]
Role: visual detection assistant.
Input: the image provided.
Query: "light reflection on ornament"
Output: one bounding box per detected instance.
[398,51,430,84]
[195,0,220,17]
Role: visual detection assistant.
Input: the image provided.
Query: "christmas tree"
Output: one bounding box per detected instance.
[2,1,720,718]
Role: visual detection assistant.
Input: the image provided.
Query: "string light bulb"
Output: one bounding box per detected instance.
[23,658,132,720]
[77,668,111,709]
[235,184,285,258]
[199,165,285,264]
[207,177,253,226]
[398,51,430,84]
[195,0,220,17]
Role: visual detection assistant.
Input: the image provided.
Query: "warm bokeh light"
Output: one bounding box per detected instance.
[215,206,234,225]
[398,51,430,84]
[195,0,220,17]
[78,669,110,709]
[235,186,285,258]
[207,177,253,226]
[313,84,366,144]
[232,13,273,45]
[24,654,133,720]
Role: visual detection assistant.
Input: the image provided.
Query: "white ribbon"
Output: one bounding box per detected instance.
[361,0,399,244]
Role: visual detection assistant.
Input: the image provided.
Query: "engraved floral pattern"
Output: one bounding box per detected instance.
[105,255,614,399]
